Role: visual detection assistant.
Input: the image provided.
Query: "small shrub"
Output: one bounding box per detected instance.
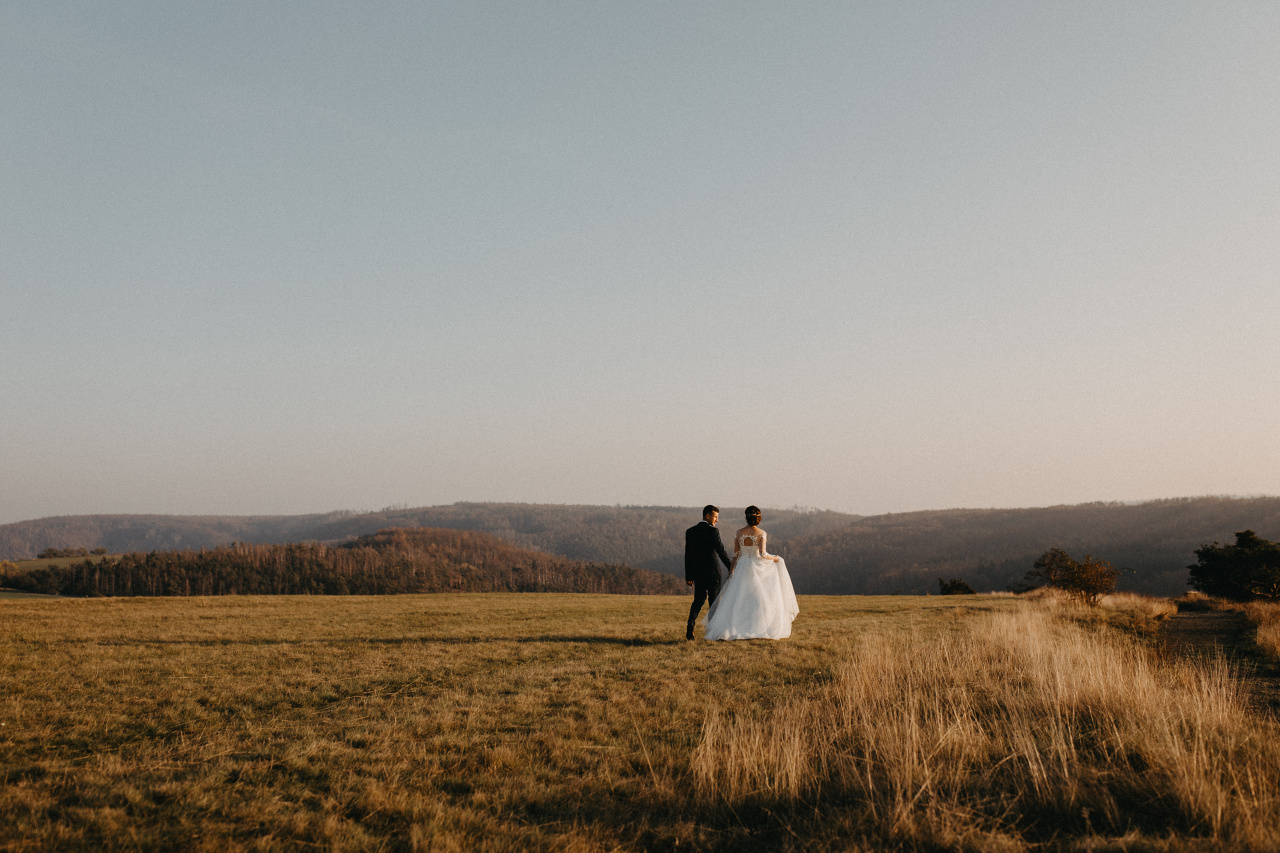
[36,547,89,559]
[938,578,975,595]
[1024,549,1118,605]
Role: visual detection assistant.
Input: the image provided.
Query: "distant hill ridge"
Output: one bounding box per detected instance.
[3,497,1279,596]
[788,497,1280,596]
[0,504,856,570]
[0,526,684,597]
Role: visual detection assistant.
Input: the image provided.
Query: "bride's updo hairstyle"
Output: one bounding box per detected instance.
[745,506,762,526]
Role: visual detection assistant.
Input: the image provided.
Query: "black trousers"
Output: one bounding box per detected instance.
[687,575,722,632]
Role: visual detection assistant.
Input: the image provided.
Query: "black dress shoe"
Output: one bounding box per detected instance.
[686,627,695,640]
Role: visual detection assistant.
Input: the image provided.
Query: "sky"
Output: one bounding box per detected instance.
[2,2,1279,524]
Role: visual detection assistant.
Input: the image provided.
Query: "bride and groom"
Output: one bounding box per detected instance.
[685,505,799,641]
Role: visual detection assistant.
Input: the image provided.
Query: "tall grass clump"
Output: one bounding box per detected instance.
[1240,601,1280,661]
[692,605,1280,849]
[1099,592,1178,621]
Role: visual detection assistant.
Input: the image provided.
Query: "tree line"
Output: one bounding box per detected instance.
[36,547,107,558]
[0,527,687,598]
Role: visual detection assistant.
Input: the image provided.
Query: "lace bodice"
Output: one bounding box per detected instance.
[736,530,768,558]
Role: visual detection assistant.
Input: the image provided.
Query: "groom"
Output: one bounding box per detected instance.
[685,504,733,640]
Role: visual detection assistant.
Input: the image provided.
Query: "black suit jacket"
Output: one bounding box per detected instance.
[685,521,732,584]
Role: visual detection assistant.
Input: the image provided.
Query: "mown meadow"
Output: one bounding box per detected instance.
[2,593,1279,851]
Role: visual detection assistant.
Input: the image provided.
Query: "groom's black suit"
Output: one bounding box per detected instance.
[685,520,732,638]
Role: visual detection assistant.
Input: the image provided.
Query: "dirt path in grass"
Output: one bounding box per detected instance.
[1160,609,1250,657]
[1160,607,1280,714]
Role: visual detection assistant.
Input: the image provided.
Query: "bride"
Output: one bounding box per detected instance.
[704,506,799,641]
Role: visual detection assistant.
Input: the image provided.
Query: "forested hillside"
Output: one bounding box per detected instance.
[0,513,338,561]
[781,497,1280,596]
[0,527,684,597]
[0,504,855,571]
[302,504,856,572]
[4,498,1278,597]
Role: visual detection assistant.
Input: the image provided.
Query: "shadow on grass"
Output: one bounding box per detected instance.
[85,635,687,647]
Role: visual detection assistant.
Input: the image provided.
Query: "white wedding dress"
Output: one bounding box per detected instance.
[704,529,799,641]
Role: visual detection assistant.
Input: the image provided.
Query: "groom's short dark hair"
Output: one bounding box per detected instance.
[702,505,719,518]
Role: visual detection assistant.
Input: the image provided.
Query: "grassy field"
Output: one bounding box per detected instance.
[2,593,1277,851]
[2,554,117,573]
[0,590,57,600]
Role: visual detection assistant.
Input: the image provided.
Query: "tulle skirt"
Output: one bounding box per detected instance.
[704,555,799,640]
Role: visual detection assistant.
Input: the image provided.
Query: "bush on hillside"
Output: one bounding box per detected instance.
[938,578,975,595]
[1022,549,1119,605]
[37,547,90,559]
[1188,530,1280,601]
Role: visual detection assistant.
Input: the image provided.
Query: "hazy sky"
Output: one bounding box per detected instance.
[3,2,1279,524]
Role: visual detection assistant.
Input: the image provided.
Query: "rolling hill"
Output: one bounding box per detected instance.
[0,504,856,572]
[0,526,685,597]
[3,497,1278,596]
[780,497,1280,596]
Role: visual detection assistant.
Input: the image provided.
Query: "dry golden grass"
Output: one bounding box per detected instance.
[1,593,1275,851]
[1099,592,1179,621]
[1095,592,1180,640]
[1238,602,1280,662]
[693,604,1280,851]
